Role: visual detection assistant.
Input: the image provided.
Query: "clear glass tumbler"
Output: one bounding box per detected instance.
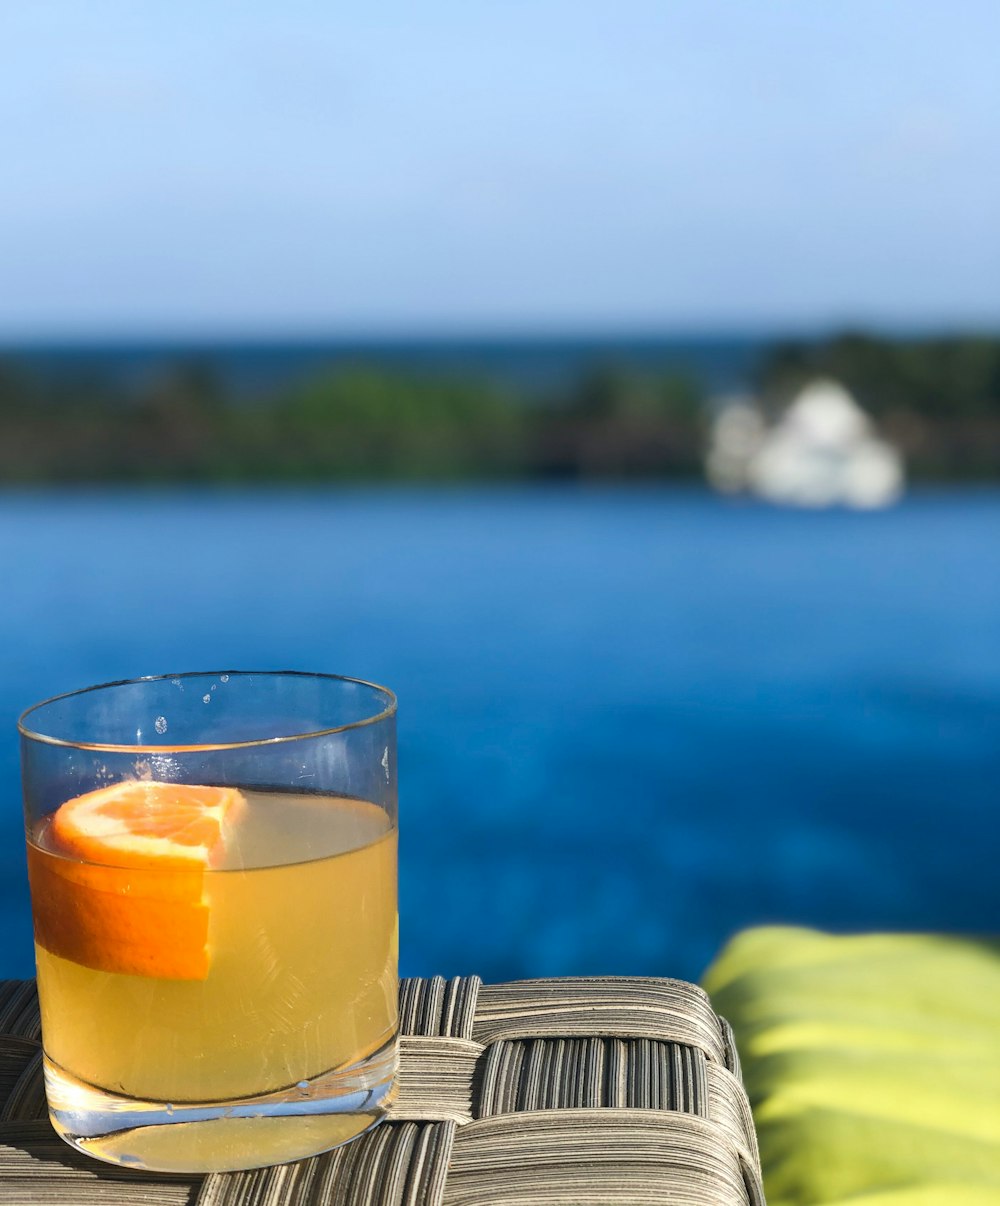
[19,671,398,1173]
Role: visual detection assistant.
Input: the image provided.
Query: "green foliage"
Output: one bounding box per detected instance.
[3,333,999,482]
[0,357,705,483]
[761,333,1000,421]
[265,369,526,479]
[759,333,1000,479]
[530,366,705,477]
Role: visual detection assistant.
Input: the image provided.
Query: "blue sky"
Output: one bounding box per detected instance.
[1,2,998,337]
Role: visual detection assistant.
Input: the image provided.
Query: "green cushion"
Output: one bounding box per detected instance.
[702,927,1000,1206]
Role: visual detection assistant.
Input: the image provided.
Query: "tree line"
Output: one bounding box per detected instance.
[757,333,1000,479]
[1,332,998,482]
[0,358,705,482]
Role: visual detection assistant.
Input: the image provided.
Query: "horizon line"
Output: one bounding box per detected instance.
[2,321,999,350]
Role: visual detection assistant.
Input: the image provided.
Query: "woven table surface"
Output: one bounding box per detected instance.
[0,976,764,1205]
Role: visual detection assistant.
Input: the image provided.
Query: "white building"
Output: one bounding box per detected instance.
[706,380,904,509]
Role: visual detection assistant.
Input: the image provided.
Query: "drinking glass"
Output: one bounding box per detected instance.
[19,671,398,1173]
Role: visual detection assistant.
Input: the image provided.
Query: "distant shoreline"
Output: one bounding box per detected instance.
[1,331,998,482]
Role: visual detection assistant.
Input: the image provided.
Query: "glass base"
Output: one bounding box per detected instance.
[43,1038,398,1174]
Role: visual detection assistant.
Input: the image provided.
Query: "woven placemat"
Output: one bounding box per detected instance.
[0,976,764,1205]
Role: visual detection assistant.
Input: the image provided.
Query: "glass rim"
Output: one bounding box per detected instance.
[17,669,397,753]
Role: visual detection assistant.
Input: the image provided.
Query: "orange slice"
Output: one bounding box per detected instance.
[48,781,243,870]
[28,781,244,981]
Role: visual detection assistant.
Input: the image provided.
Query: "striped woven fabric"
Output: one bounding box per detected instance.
[0,977,764,1205]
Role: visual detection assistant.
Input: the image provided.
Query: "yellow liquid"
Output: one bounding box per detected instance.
[31,792,397,1106]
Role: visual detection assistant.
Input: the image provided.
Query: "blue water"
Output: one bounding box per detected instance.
[2,486,998,983]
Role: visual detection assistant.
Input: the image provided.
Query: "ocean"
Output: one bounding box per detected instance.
[2,484,998,983]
